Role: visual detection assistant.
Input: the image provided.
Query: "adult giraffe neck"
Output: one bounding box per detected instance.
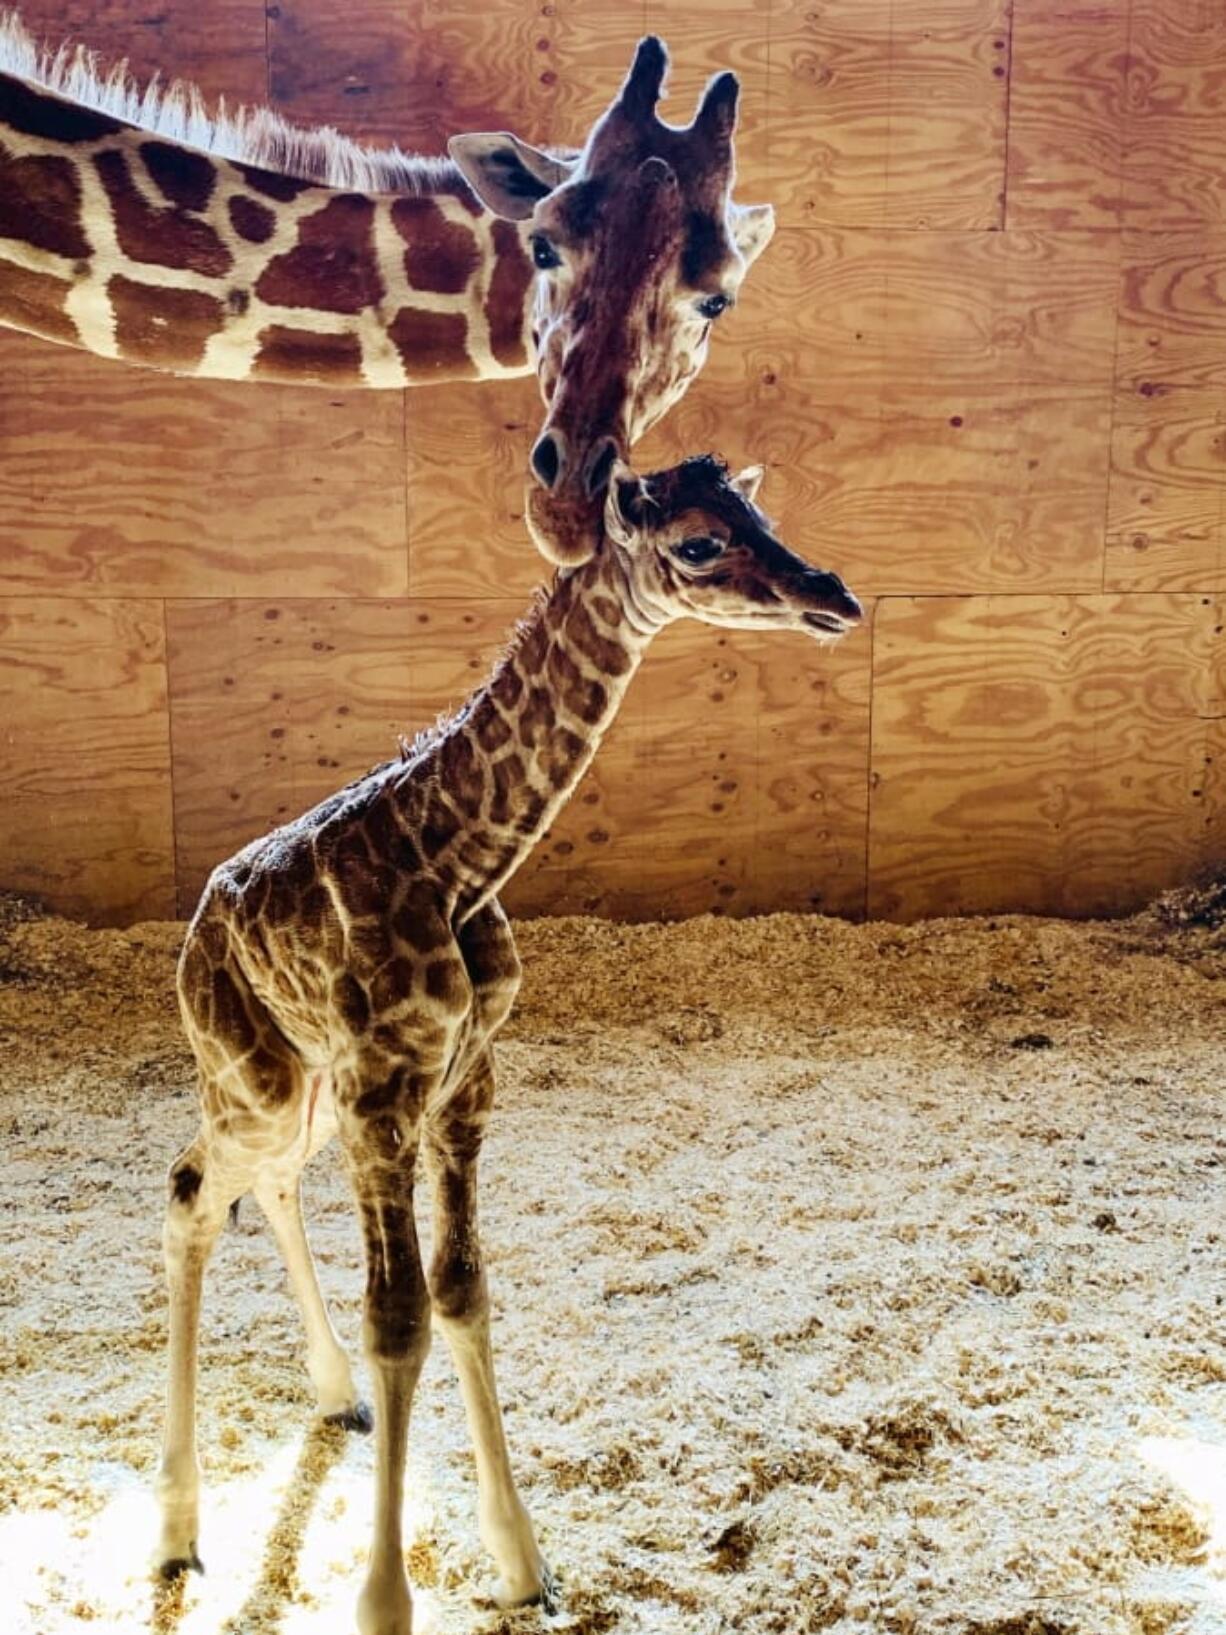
[0,37,537,387]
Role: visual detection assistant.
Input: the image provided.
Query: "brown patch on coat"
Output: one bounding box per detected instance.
[591,593,623,628]
[210,966,258,1054]
[170,1163,202,1204]
[108,275,226,370]
[518,685,553,750]
[438,731,486,810]
[94,149,231,276]
[391,882,451,953]
[474,704,512,754]
[2,75,123,142]
[420,788,460,858]
[140,141,216,212]
[544,724,586,787]
[569,598,632,676]
[228,194,277,244]
[489,753,526,826]
[235,163,312,203]
[490,664,523,711]
[252,324,365,385]
[391,196,480,295]
[335,972,372,1034]
[0,260,77,346]
[424,958,468,1009]
[486,220,532,368]
[388,306,475,381]
[0,145,90,260]
[256,194,383,314]
[370,956,415,1013]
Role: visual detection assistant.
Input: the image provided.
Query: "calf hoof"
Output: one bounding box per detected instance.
[325,1400,373,1434]
[494,1561,560,1615]
[158,1549,203,1580]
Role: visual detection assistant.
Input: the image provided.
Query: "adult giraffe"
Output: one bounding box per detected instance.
[0,12,774,559]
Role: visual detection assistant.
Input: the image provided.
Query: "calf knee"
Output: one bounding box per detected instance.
[363,1275,431,1363]
[428,1248,488,1323]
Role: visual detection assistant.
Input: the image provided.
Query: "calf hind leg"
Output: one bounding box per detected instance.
[424,1053,553,1610]
[155,1135,244,1577]
[254,1175,370,1431]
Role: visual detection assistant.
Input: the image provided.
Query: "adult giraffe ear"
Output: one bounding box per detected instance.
[728,201,776,269]
[604,460,651,548]
[729,464,765,505]
[447,133,574,220]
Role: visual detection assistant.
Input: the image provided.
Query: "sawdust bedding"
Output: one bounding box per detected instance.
[0,887,1224,1635]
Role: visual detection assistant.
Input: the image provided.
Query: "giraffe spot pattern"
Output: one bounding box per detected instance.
[228,193,277,244]
[388,306,475,381]
[94,148,231,276]
[256,194,384,314]
[391,196,480,295]
[0,73,123,142]
[140,140,216,212]
[0,259,77,346]
[0,143,90,259]
[252,324,365,385]
[235,162,313,203]
[486,220,532,369]
[108,274,226,370]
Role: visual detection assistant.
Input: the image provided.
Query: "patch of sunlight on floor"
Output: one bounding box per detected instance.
[1139,1426,1226,1606]
[3,1428,443,1635]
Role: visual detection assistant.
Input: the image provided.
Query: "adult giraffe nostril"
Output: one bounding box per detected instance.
[531,433,563,491]
[583,437,619,499]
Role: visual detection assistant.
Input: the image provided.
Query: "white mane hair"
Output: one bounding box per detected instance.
[0,7,458,193]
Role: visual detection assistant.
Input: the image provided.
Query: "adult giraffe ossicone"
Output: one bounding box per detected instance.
[0,13,774,562]
[159,454,860,1634]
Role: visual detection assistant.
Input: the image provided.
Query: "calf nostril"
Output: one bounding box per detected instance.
[584,437,618,499]
[531,433,562,491]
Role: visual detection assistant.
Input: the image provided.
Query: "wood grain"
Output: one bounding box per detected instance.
[1106,228,1226,591]
[1005,3,1128,229]
[269,0,550,153]
[166,596,475,911]
[0,332,407,598]
[0,597,174,922]
[769,0,1010,229]
[406,377,546,602]
[14,0,269,105]
[8,1,1226,926]
[1124,0,1226,230]
[869,592,1224,920]
[640,372,1111,597]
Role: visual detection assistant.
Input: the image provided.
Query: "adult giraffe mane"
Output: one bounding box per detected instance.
[0,7,452,193]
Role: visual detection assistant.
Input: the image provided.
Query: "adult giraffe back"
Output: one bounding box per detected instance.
[0,12,775,558]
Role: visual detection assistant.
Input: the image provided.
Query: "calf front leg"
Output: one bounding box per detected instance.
[338,1084,432,1635]
[424,1052,553,1610]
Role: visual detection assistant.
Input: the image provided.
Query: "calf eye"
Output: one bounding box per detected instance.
[530,233,561,270]
[675,536,724,566]
[696,293,730,320]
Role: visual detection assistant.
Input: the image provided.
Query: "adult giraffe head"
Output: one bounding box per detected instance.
[450,38,775,567]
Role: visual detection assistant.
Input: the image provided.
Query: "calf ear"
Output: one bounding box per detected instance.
[729,464,765,504]
[604,461,650,548]
[448,133,573,219]
[728,201,775,269]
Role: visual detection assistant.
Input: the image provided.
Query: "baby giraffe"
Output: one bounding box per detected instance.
[156,454,861,1634]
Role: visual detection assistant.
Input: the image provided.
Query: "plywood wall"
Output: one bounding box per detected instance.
[3,0,1226,926]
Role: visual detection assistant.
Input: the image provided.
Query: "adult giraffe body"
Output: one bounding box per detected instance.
[0,11,774,558]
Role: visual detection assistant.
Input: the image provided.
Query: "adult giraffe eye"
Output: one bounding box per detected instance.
[696,293,730,320]
[531,233,561,271]
[675,536,724,566]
